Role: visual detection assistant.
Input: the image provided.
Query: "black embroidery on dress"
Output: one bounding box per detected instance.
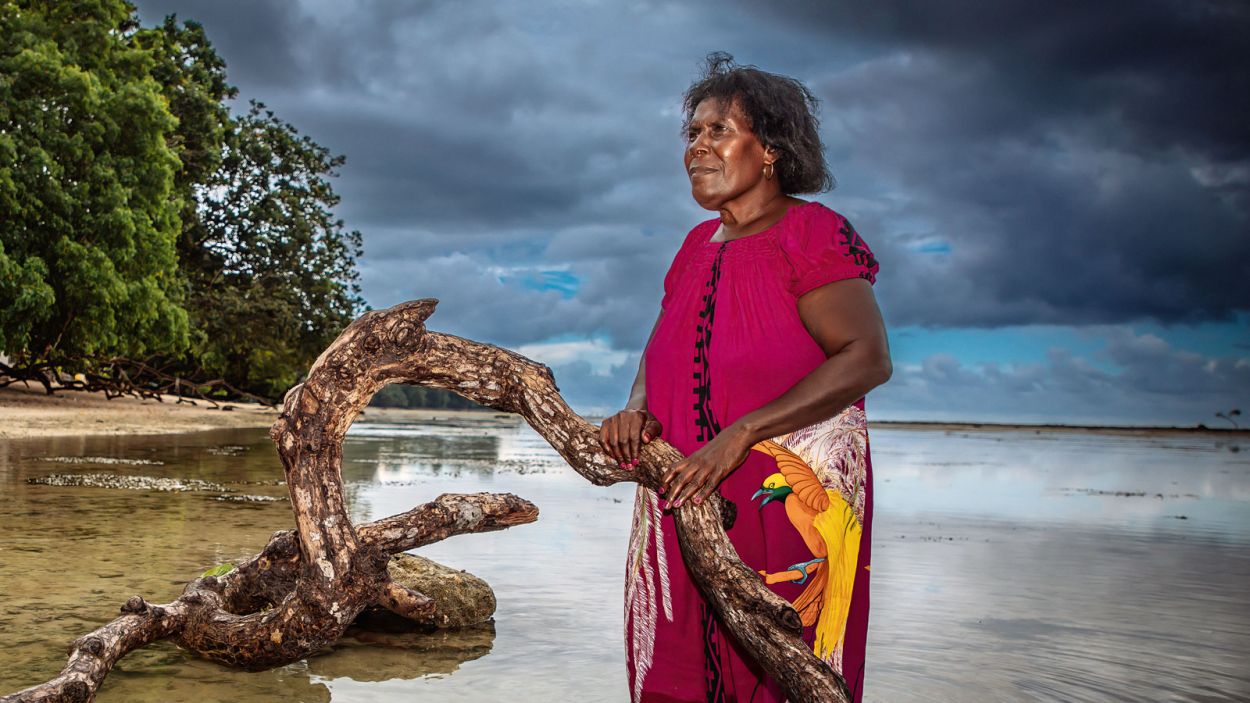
[693,243,726,443]
[839,218,877,272]
[694,243,729,702]
[702,603,728,703]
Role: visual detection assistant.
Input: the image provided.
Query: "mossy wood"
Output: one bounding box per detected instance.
[1,299,849,703]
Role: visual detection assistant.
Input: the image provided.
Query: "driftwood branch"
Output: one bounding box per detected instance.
[0,492,535,703]
[385,301,850,702]
[3,298,845,702]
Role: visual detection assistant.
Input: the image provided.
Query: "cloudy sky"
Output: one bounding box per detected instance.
[131,0,1249,426]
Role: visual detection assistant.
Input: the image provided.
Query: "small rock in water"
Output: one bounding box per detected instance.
[354,554,496,632]
[44,456,165,466]
[28,473,230,493]
[215,494,285,503]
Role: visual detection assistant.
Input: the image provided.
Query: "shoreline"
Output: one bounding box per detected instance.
[0,383,278,439]
[0,384,511,440]
[3,383,1243,440]
[867,419,1249,437]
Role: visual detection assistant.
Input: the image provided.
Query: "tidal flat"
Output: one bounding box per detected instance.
[0,418,1246,702]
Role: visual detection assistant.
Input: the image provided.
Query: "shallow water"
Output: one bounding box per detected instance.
[0,420,1246,701]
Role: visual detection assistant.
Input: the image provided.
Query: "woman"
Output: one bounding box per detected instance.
[599,54,892,702]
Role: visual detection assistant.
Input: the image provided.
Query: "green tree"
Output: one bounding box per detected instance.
[177,100,365,399]
[128,13,364,400]
[2,3,365,401]
[130,14,234,256]
[0,0,188,367]
[369,383,486,410]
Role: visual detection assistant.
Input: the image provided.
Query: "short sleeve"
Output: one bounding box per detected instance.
[779,205,879,298]
[660,219,718,310]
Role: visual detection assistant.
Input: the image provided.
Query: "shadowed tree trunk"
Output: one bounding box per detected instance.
[1,299,849,703]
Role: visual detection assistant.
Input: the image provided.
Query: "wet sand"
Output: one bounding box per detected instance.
[0,384,278,438]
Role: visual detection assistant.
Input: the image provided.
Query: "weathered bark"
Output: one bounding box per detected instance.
[0,492,535,703]
[3,298,847,703]
[387,302,851,702]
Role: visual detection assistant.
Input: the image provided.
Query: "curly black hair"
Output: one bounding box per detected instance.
[682,52,833,195]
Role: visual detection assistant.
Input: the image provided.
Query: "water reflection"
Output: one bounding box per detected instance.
[1,423,1247,702]
[91,624,499,702]
[312,624,495,681]
[871,429,1250,538]
[866,428,1250,703]
[341,430,503,483]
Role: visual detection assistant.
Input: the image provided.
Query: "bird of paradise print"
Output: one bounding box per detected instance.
[750,438,863,668]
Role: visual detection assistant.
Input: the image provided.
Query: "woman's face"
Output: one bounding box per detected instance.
[684,97,773,211]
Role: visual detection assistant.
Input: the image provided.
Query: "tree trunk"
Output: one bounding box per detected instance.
[2,298,848,703]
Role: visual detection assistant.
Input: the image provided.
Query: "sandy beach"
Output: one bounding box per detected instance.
[0,384,511,440]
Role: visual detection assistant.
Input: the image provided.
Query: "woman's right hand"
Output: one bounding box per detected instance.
[599,409,663,468]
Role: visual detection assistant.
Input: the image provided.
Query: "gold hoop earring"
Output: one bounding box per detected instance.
[763,162,775,180]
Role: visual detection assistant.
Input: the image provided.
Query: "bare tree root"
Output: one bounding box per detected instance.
[2,298,847,703]
[319,299,849,700]
[0,492,536,703]
[0,357,276,406]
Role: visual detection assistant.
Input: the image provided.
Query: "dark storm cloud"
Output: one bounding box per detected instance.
[130,0,1249,344]
[133,0,701,223]
[739,0,1250,162]
[134,0,311,88]
[744,0,1250,326]
[132,0,714,350]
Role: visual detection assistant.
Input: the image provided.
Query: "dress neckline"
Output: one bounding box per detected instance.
[704,200,817,245]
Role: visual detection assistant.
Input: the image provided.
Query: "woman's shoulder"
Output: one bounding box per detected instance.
[775,201,879,290]
[778,200,870,248]
[779,200,847,234]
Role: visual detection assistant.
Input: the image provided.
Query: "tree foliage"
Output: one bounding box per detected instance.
[179,101,365,400]
[1,0,366,401]
[0,0,188,363]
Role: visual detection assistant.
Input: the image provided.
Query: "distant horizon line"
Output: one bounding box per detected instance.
[864,419,1248,435]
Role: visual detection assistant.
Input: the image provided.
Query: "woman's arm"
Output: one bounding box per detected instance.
[599,310,665,466]
[660,278,891,508]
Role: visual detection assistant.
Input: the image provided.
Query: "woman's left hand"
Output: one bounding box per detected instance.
[660,423,754,509]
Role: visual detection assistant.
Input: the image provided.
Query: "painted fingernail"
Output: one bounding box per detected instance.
[674,498,683,508]
[657,486,665,495]
[694,496,702,505]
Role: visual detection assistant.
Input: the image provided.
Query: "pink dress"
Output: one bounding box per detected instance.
[625,202,878,702]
